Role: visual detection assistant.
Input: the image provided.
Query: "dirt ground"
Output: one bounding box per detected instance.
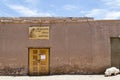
[0,75,120,80]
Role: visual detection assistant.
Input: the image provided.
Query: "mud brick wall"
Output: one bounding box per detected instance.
[0,18,120,75]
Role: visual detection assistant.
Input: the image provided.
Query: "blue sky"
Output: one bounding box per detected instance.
[0,0,120,19]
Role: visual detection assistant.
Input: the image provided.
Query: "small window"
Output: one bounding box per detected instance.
[40,54,46,60]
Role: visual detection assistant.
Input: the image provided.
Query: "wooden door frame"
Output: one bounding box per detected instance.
[28,47,50,76]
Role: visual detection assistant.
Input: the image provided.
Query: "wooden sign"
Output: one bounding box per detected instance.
[29,26,49,39]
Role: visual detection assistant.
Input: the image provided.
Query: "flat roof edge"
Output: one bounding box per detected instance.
[0,17,94,23]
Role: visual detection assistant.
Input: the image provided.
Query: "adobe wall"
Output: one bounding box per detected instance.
[0,18,120,75]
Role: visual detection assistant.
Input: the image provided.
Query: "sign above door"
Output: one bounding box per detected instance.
[29,26,49,40]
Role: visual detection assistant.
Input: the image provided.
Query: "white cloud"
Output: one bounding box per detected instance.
[101,0,120,8]
[85,9,120,19]
[85,9,106,17]
[7,5,54,17]
[84,0,120,19]
[104,11,120,19]
[63,4,78,11]
[82,0,120,19]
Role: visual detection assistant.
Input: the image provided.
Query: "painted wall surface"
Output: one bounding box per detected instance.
[0,20,120,75]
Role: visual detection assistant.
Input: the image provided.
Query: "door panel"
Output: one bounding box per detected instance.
[29,48,49,75]
[111,38,120,69]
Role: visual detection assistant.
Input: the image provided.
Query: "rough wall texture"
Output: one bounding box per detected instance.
[0,18,120,75]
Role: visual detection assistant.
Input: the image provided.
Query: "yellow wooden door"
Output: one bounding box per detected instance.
[29,48,49,75]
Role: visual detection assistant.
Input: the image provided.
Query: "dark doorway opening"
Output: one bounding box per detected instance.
[111,37,120,69]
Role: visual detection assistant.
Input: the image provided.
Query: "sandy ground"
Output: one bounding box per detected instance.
[0,75,120,80]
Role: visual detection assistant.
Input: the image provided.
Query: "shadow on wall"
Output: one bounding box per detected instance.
[0,66,28,76]
[50,64,105,75]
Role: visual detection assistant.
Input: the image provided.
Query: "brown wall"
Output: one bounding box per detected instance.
[0,20,120,75]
